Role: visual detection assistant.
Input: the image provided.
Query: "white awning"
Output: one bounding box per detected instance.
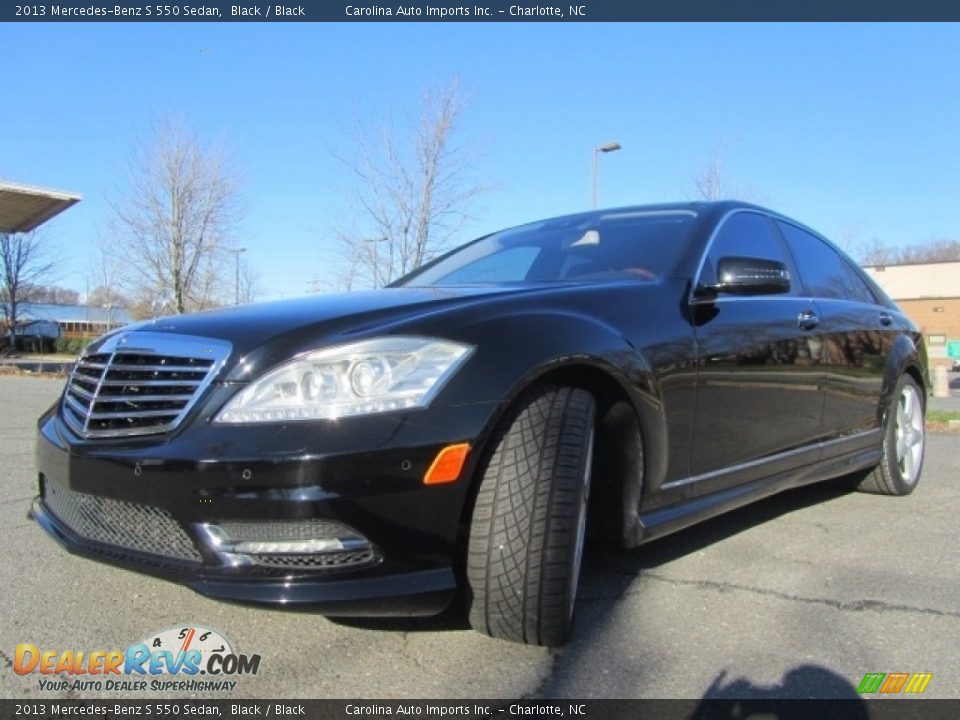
[0,180,81,233]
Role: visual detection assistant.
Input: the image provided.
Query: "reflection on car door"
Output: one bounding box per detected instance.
[688,212,825,493]
[776,221,891,455]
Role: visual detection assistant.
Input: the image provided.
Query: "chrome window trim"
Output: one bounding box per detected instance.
[689,208,804,303]
[660,429,881,491]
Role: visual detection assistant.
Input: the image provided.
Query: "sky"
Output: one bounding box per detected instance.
[3,22,960,301]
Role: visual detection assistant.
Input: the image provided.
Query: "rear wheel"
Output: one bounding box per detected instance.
[467,385,596,646]
[856,373,925,496]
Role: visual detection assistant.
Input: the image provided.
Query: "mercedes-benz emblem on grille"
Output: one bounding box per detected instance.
[61,332,231,439]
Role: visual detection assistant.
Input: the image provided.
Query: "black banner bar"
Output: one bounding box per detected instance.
[0,700,957,720]
[7,0,960,22]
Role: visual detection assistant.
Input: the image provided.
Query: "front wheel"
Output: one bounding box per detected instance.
[467,385,596,646]
[856,373,926,496]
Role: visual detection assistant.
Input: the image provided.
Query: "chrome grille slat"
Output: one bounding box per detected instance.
[64,393,91,417]
[68,385,96,401]
[98,379,202,387]
[61,332,231,439]
[77,362,108,370]
[88,409,182,420]
[104,363,211,373]
[81,422,179,439]
[90,393,195,402]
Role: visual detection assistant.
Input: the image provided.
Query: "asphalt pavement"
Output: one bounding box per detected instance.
[1,375,957,700]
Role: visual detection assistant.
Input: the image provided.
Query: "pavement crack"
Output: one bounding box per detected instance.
[0,649,12,670]
[585,565,960,619]
[520,648,562,700]
[398,631,424,671]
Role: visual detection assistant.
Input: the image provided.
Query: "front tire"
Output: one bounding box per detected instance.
[856,373,926,496]
[467,385,596,646]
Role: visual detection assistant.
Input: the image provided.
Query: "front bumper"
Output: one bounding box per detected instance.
[32,398,499,615]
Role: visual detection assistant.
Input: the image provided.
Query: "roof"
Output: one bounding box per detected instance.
[0,181,82,233]
[12,302,133,325]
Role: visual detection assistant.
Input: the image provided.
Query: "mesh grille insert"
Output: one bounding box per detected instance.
[219,519,363,542]
[43,481,202,563]
[251,549,376,569]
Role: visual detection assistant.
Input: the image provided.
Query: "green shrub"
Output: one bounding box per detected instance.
[55,336,95,356]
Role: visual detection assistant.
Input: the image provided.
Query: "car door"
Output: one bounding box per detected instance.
[775,220,892,456]
[688,211,825,490]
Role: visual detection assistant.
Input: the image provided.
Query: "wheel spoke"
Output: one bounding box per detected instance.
[904,388,916,424]
[892,384,924,484]
[902,444,915,481]
[897,402,907,432]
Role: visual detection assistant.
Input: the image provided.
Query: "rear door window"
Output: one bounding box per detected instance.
[776,221,876,304]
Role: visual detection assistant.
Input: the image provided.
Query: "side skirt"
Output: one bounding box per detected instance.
[632,436,882,546]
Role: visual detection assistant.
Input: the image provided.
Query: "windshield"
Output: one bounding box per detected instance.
[400,210,697,287]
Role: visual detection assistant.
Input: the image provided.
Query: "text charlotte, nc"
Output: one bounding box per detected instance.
[345,4,581,17]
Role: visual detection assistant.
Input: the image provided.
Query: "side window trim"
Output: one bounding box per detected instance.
[839,256,882,306]
[691,209,799,299]
[771,219,812,299]
[691,208,745,293]
[775,218,879,306]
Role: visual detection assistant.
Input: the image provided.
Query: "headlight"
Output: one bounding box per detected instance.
[215,336,473,423]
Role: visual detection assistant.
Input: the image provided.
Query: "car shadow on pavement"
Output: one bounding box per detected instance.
[327,591,473,634]
[595,475,857,573]
[330,476,859,637]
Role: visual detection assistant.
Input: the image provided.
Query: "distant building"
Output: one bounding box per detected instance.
[3,302,133,339]
[863,260,960,366]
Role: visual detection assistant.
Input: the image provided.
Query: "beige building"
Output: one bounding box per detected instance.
[863,260,960,366]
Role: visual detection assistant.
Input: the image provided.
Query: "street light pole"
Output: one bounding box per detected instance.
[591,141,622,209]
[230,248,247,305]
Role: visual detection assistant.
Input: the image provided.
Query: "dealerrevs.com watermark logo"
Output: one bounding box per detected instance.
[15,625,261,693]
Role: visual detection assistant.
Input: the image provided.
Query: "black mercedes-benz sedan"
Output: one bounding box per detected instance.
[32,201,928,646]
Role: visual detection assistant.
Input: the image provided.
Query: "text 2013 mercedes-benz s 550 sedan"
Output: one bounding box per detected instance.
[32,202,928,646]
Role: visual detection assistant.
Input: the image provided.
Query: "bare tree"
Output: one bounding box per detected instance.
[87,285,130,310]
[109,118,241,314]
[85,237,130,329]
[21,284,80,304]
[692,146,726,201]
[856,237,960,266]
[689,143,760,203]
[1,231,55,343]
[238,257,262,305]
[334,80,486,288]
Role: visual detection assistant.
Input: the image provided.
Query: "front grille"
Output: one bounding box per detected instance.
[43,480,202,563]
[61,333,231,439]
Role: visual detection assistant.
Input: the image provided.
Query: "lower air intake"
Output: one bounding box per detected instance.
[43,480,202,563]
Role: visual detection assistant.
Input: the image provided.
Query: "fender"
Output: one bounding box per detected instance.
[440,309,670,549]
[879,332,929,423]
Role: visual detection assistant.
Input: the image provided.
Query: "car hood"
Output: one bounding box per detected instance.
[120,285,546,374]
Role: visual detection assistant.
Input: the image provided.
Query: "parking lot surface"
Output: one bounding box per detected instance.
[1,375,957,699]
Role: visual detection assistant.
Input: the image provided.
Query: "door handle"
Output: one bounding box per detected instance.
[879,312,893,326]
[797,310,820,331]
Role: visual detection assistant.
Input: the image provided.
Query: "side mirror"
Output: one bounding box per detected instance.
[703,256,791,296]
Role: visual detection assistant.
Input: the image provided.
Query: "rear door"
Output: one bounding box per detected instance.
[775,220,892,455]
